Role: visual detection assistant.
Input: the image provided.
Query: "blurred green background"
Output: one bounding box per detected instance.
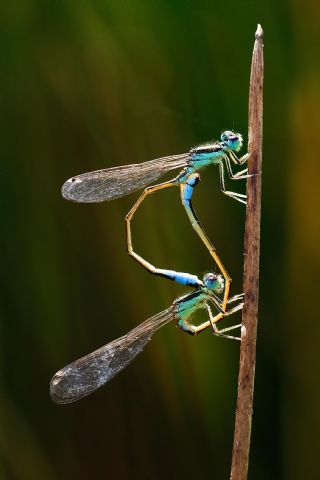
[1,1,319,479]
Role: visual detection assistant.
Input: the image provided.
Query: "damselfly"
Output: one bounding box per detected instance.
[62,131,249,311]
[50,269,243,404]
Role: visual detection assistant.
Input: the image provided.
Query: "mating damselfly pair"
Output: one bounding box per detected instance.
[51,130,249,404]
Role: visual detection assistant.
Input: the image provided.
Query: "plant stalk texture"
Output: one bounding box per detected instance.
[230,24,264,480]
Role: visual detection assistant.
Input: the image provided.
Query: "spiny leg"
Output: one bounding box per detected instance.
[224,155,252,180]
[218,163,247,205]
[125,172,230,312]
[126,172,231,312]
[126,170,239,315]
[227,293,244,304]
[125,178,179,274]
[180,173,231,311]
[206,304,241,341]
[228,150,251,165]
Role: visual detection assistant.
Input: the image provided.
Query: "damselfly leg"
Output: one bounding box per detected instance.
[126,170,233,311]
[217,152,252,204]
[179,173,231,311]
[206,304,242,340]
[125,178,178,272]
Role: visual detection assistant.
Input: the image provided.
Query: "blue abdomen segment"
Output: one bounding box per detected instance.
[156,269,202,288]
[181,173,200,202]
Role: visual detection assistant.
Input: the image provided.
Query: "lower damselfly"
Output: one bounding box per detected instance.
[50,270,243,404]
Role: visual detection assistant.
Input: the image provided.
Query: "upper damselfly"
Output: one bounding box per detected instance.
[62,131,249,311]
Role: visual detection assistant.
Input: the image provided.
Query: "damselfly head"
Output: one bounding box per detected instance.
[203,273,224,294]
[221,131,243,152]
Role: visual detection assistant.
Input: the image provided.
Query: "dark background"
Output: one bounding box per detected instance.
[1,1,319,479]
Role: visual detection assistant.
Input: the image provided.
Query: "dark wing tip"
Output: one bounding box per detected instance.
[50,362,104,404]
[61,175,109,203]
[50,369,83,405]
[50,371,70,404]
[61,177,83,202]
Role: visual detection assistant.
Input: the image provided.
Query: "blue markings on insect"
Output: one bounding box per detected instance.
[183,184,193,202]
[51,130,248,403]
[50,265,243,402]
[181,173,200,202]
[203,273,224,292]
[177,318,197,335]
[221,131,243,152]
[157,269,203,288]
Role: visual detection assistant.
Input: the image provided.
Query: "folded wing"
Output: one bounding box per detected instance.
[50,306,175,404]
[62,154,189,203]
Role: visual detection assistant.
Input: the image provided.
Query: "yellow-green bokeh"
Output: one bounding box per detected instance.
[1,1,320,479]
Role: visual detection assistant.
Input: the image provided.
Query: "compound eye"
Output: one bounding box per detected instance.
[203,273,220,289]
[221,130,232,142]
[205,273,216,282]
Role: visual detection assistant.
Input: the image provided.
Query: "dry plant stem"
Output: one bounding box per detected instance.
[230,25,264,480]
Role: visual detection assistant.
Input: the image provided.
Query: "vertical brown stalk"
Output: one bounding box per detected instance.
[230,25,264,480]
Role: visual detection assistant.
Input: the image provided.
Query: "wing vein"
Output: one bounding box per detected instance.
[50,306,175,403]
[62,154,190,202]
